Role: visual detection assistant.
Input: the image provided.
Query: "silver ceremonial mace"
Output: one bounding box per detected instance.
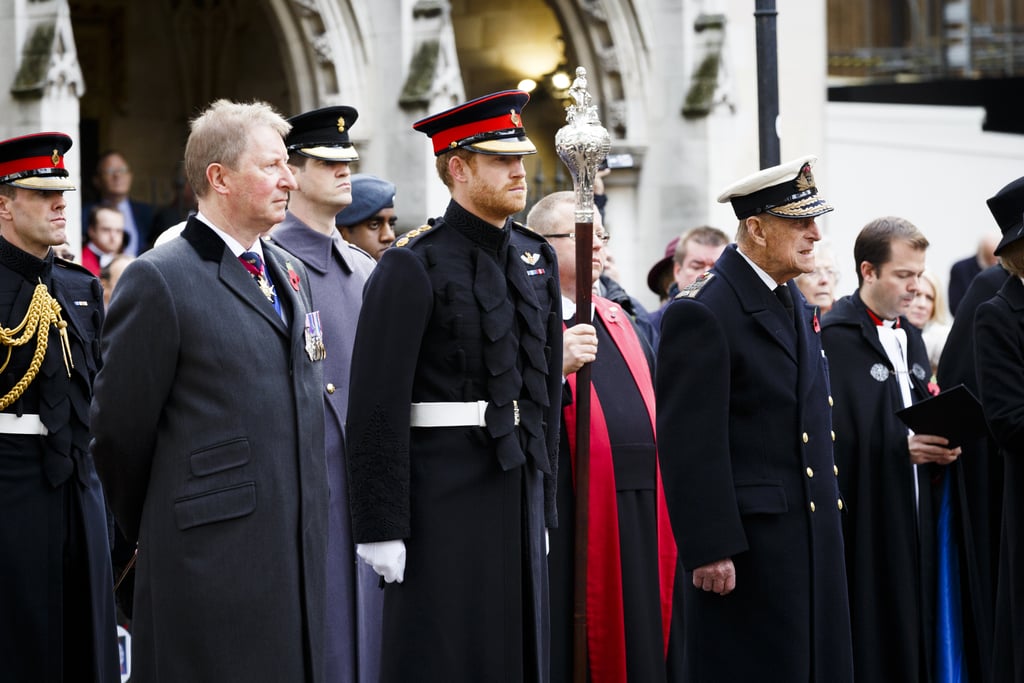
[554,65,610,683]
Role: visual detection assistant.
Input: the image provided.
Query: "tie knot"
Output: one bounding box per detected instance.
[774,284,794,310]
[240,251,263,270]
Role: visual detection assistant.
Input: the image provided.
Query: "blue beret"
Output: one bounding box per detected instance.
[335,175,396,227]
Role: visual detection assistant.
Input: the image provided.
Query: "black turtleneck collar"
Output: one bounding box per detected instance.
[443,200,510,256]
[0,236,53,282]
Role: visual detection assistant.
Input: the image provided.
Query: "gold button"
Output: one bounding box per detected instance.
[326,383,336,394]
[828,396,834,407]
[802,433,809,443]
[831,430,836,441]
[837,499,844,511]
[834,464,839,476]
[810,501,816,512]
[806,467,814,478]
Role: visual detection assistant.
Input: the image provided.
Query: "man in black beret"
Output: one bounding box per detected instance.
[335,174,398,261]
[0,132,119,681]
[345,91,562,682]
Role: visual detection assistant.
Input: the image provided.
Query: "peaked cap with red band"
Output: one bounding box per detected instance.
[413,90,537,157]
[0,132,75,191]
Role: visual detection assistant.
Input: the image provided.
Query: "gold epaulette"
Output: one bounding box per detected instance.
[0,281,74,410]
[395,223,433,248]
[676,271,714,299]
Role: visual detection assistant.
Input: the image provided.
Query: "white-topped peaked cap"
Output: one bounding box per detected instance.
[717,155,833,220]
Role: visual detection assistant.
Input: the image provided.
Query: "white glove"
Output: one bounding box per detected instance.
[356,540,406,584]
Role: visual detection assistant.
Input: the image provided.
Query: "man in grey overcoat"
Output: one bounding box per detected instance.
[269,105,380,683]
[91,99,328,682]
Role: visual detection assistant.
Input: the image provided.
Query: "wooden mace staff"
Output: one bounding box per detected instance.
[555,66,611,683]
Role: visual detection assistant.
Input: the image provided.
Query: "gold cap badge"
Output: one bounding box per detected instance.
[51,149,60,166]
[337,116,347,133]
[510,110,522,127]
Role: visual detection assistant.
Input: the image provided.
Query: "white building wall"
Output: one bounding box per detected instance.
[824,102,1021,304]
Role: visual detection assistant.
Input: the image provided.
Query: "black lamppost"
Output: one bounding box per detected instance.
[754,0,781,168]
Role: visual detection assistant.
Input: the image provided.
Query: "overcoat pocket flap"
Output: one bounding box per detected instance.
[190,438,250,477]
[174,482,256,530]
[734,481,789,515]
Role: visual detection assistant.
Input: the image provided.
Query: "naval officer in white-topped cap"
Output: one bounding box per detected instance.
[655,156,854,682]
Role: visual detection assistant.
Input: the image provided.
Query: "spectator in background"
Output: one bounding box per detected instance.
[647,235,681,305]
[906,269,951,379]
[82,150,154,256]
[647,226,729,340]
[948,232,1000,316]
[100,253,134,308]
[335,174,397,261]
[795,244,839,314]
[81,204,125,276]
[149,162,197,248]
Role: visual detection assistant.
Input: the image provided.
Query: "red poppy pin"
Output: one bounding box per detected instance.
[812,308,821,334]
[286,260,300,291]
[927,381,941,397]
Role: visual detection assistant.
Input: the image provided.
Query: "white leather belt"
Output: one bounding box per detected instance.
[410,401,520,428]
[0,413,48,436]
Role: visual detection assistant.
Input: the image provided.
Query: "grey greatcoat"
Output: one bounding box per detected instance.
[91,217,328,683]
[269,214,382,683]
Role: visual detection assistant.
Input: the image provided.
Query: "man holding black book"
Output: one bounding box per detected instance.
[821,216,961,683]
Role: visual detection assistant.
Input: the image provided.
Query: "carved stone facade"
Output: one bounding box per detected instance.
[0,0,830,304]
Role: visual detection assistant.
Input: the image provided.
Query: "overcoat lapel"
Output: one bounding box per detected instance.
[181,216,288,337]
[717,246,798,362]
[263,243,311,354]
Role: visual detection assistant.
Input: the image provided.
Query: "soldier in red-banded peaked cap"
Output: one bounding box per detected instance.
[413,90,537,156]
[0,132,76,191]
[346,88,561,682]
[0,129,119,682]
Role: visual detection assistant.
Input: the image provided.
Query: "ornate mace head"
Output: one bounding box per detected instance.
[554,67,611,223]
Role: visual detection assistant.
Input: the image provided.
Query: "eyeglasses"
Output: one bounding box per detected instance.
[547,232,611,245]
[99,167,130,177]
[801,267,840,281]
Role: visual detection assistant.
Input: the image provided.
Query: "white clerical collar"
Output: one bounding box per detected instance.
[561,295,596,322]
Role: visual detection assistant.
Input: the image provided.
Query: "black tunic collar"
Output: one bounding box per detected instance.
[0,236,52,282]
[443,200,510,256]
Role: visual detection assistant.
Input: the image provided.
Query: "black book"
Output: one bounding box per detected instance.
[895,383,987,449]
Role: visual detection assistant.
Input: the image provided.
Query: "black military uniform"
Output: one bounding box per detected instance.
[656,157,853,682]
[345,92,562,683]
[0,133,118,682]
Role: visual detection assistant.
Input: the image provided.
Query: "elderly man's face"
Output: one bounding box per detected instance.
[223,124,297,232]
[757,214,821,283]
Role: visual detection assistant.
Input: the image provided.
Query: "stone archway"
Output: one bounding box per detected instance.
[67,0,347,213]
